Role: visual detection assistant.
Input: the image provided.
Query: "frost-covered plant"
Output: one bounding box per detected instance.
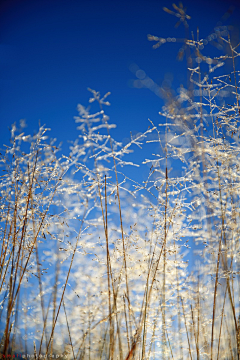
[1,3,240,360]
[0,124,73,355]
[145,3,240,359]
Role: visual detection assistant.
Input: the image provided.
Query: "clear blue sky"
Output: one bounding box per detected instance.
[1,0,240,156]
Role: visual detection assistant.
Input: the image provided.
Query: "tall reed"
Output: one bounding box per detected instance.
[0,3,240,359]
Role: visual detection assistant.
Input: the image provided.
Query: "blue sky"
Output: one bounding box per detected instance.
[1,0,240,157]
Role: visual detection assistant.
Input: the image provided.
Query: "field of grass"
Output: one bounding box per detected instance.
[0,3,240,359]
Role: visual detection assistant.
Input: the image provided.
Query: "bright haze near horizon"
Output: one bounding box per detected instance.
[1,0,240,165]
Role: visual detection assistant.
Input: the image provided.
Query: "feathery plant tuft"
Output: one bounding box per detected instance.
[1,3,240,359]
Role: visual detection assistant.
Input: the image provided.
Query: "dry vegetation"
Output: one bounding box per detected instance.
[0,3,240,359]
